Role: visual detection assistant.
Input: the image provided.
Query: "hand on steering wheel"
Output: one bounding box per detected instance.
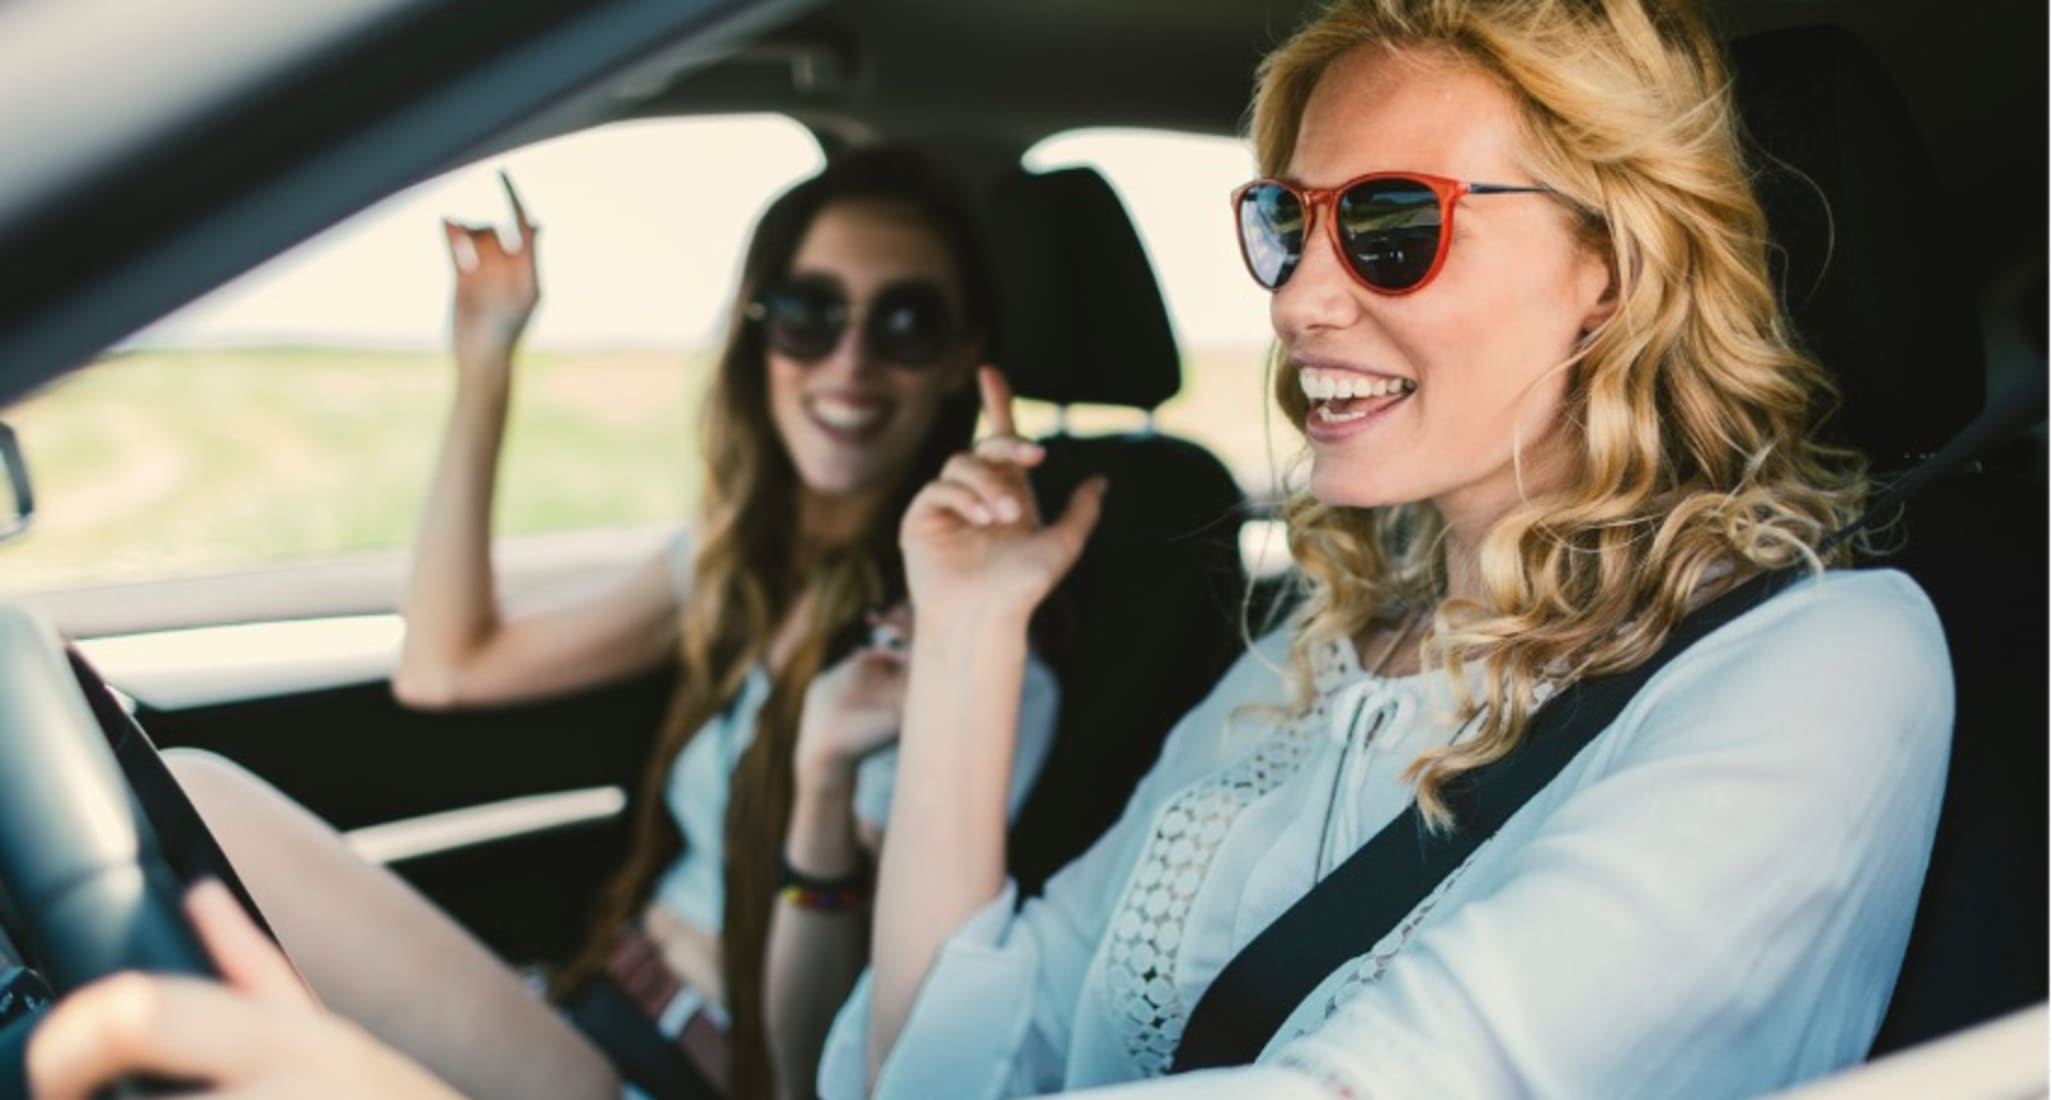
[25,881,458,1100]
[0,606,526,1098]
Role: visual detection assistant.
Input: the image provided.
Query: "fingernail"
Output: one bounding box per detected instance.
[184,877,234,921]
[997,497,1022,522]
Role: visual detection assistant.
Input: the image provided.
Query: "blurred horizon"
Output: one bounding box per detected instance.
[8,117,1291,595]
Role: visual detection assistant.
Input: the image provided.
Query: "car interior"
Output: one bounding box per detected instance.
[0,0,2042,1094]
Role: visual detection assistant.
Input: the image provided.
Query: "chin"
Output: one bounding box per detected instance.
[793,463,869,498]
[1307,459,1412,511]
[796,445,900,496]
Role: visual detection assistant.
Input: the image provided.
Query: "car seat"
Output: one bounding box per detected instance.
[1731,25,2049,1054]
[983,166,1251,897]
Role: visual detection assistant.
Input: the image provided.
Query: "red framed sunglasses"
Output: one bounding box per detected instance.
[1232,171,1555,295]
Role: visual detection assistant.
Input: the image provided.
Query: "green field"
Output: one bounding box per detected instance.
[0,345,1286,594]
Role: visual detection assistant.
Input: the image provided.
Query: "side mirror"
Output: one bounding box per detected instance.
[0,423,31,545]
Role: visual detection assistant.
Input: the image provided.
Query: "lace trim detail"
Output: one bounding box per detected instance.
[1294,679,1544,1025]
[1101,639,1353,1075]
[1313,840,1490,1024]
[1311,634,1360,694]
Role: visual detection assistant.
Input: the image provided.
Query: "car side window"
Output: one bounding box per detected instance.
[0,116,823,598]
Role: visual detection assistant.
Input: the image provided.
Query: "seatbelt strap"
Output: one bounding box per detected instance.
[1170,569,1798,1072]
[0,1015,35,1100]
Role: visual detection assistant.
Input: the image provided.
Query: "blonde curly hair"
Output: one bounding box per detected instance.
[1251,0,1868,826]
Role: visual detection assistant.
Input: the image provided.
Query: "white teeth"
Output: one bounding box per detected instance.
[812,396,884,431]
[1315,402,1370,423]
[1298,368,1412,403]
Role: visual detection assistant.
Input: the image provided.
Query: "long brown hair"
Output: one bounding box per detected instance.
[555,147,996,1097]
[1250,0,1867,825]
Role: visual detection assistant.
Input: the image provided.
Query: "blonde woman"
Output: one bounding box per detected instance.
[835,0,1952,1096]
[22,2,1952,1098]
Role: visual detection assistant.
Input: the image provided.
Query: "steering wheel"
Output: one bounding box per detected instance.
[0,604,218,1097]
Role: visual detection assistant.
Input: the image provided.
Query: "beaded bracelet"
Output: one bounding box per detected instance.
[778,882,868,912]
[777,851,871,913]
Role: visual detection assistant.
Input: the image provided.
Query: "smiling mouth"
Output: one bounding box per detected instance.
[806,393,891,438]
[1298,367,1416,424]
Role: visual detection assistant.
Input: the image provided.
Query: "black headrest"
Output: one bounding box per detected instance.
[983,167,1182,410]
[1729,26,1985,467]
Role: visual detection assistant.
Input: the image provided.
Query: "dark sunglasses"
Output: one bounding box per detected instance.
[1233,171,1556,295]
[745,274,963,368]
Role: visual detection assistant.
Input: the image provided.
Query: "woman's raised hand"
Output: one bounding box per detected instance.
[900,368,1108,628]
[794,606,915,790]
[26,881,460,1100]
[443,170,540,378]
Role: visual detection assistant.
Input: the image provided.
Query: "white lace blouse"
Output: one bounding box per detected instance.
[818,569,1953,1099]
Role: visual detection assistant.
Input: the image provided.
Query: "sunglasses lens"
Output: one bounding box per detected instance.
[759,277,844,361]
[1237,183,1305,289]
[866,282,956,366]
[1338,177,1443,291]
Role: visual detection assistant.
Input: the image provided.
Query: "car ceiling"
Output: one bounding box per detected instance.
[0,0,2039,410]
[620,0,2046,280]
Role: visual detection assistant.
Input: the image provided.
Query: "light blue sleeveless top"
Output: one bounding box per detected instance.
[649,529,1060,931]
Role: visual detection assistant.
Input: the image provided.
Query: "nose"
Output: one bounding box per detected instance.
[1268,223,1365,344]
[814,313,878,379]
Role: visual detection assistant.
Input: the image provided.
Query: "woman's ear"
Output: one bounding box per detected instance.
[1575,241,1620,340]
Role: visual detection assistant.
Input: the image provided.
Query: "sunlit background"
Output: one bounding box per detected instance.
[1,118,1294,593]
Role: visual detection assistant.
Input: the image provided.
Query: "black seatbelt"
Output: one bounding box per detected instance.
[1170,568,1799,1073]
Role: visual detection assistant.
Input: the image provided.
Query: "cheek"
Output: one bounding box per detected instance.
[886,373,954,443]
[1410,283,1578,435]
[764,359,830,475]
[765,356,805,404]
[765,358,809,428]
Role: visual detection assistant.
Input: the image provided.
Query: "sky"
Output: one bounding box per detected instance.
[135,117,1275,354]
